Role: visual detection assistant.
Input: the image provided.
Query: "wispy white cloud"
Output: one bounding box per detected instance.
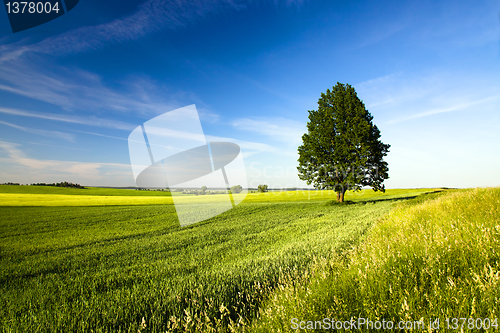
[231,117,305,145]
[205,134,279,155]
[0,106,284,162]
[412,1,500,50]
[77,128,282,159]
[0,0,278,122]
[355,70,500,124]
[0,107,135,130]
[355,22,408,49]
[0,0,212,61]
[388,95,500,124]
[0,0,304,127]
[0,0,311,65]
[76,131,129,141]
[0,141,133,185]
[0,0,305,63]
[198,109,221,124]
[0,61,186,116]
[28,141,92,151]
[0,120,75,141]
[356,72,440,109]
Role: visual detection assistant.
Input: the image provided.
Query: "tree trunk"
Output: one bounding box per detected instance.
[339,190,345,203]
[336,192,341,202]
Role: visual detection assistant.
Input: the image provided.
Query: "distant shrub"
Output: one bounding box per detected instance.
[230,185,243,194]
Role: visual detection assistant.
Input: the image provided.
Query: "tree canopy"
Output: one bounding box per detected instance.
[297,82,390,202]
[257,184,268,193]
[230,185,243,194]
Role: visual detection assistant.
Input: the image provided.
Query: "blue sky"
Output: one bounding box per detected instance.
[0,0,499,188]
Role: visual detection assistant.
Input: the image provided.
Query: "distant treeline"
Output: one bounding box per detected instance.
[31,182,86,189]
[1,182,20,185]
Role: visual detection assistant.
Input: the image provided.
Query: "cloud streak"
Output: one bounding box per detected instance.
[387,95,500,124]
[28,141,92,151]
[231,117,305,145]
[0,0,216,61]
[205,134,279,155]
[0,107,135,130]
[356,70,500,125]
[0,0,308,63]
[0,140,133,185]
[0,62,186,116]
[0,120,75,141]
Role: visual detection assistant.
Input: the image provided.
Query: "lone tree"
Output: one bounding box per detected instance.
[257,184,268,193]
[297,82,390,202]
[230,185,243,194]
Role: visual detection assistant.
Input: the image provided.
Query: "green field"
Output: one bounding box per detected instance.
[250,187,500,332]
[2,186,496,332]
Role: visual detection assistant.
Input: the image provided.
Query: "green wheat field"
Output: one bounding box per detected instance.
[0,185,499,332]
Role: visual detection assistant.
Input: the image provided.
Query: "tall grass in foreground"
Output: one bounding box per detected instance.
[251,188,500,332]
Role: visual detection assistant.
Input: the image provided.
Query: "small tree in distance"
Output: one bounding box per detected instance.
[297,82,390,202]
[257,184,268,193]
[201,186,207,195]
[230,185,243,194]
